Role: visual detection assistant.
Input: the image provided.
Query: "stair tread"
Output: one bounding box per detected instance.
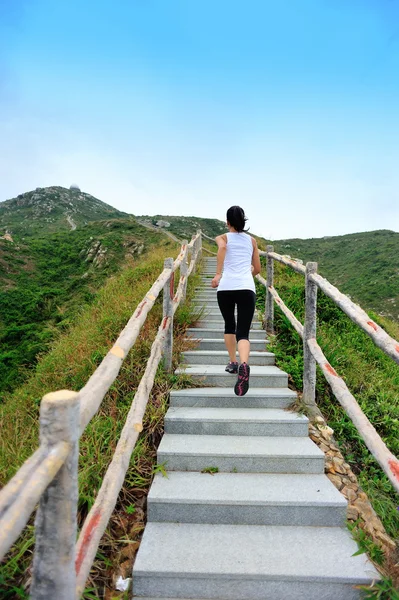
[170,387,296,398]
[158,434,323,458]
[134,522,378,583]
[165,407,307,424]
[176,365,286,376]
[149,472,346,507]
[182,350,273,357]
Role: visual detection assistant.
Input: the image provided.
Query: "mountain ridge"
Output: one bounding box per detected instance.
[0,186,129,236]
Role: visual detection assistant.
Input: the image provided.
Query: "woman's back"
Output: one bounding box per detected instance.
[217,232,255,292]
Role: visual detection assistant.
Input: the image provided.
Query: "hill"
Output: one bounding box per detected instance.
[137,214,227,240]
[0,217,168,399]
[0,186,128,237]
[273,230,399,321]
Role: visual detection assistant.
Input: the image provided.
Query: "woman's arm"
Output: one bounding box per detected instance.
[211,234,227,288]
[251,237,261,276]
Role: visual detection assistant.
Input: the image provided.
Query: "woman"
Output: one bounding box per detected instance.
[211,206,261,396]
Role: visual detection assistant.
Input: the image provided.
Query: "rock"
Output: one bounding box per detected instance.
[342,486,357,502]
[354,499,376,521]
[347,506,359,520]
[319,442,330,453]
[332,457,346,474]
[327,473,343,489]
[314,416,324,424]
[375,531,396,548]
[319,425,334,439]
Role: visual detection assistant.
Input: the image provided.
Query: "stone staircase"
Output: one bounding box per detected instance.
[133,257,379,599]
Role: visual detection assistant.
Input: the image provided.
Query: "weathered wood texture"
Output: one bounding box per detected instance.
[0,447,46,519]
[79,237,199,434]
[259,250,306,275]
[201,232,217,242]
[0,443,69,560]
[266,245,274,333]
[163,258,174,372]
[180,240,188,300]
[74,241,201,595]
[202,247,217,256]
[307,338,399,494]
[0,234,202,591]
[75,301,178,594]
[31,391,79,600]
[310,272,399,366]
[268,285,304,337]
[303,262,318,413]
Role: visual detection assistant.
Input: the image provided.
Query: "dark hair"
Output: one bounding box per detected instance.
[226,205,248,233]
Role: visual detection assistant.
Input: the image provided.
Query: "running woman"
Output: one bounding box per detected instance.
[211,206,261,396]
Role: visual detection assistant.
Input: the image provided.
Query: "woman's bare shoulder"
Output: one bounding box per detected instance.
[215,234,228,246]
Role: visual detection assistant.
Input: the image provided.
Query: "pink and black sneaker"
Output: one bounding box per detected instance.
[225,361,238,374]
[234,362,250,396]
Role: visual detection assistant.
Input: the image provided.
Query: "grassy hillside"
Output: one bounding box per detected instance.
[0,186,128,237]
[137,214,227,240]
[273,230,399,321]
[0,219,166,399]
[256,262,399,591]
[0,242,201,598]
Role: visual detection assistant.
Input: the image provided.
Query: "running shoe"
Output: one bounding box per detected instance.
[234,362,250,396]
[225,361,238,374]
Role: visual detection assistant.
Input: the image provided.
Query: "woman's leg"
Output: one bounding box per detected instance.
[217,291,237,362]
[236,291,256,363]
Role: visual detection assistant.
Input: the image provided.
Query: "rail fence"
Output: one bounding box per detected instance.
[0,232,202,599]
[257,245,399,495]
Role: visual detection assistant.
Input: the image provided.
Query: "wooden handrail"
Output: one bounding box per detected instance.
[256,249,399,496]
[0,232,202,597]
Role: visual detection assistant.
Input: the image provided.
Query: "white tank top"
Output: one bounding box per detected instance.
[217,232,256,293]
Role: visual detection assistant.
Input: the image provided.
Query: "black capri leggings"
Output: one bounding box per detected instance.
[217,290,256,342]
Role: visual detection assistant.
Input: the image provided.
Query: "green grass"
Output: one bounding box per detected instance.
[273,229,399,321]
[0,219,167,399]
[256,261,399,593]
[0,186,128,236]
[0,245,201,598]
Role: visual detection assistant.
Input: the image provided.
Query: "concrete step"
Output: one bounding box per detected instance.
[187,328,266,340]
[175,364,287,387]
[188,338,270,351]
[195,320,263,330]
[157,434,324,473]
[164,407,308,437]
[181,350,275,365]
[133,522,378,600]
[170,387,297,409]
[148,471,347,526]
[194,309,262,319]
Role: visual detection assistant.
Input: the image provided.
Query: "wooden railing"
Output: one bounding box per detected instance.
[0,232,202,599]
[257,246,399,495]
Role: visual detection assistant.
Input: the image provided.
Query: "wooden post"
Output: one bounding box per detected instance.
[163,258,174,372]
[303,262,318,413]
[181,240,188,301]
[31,390,79,600]
[196,229,202,264]
[266,245,274,333]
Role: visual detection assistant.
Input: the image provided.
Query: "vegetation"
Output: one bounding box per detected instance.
[0,186,128,236]
[273,229,399,321]
[137,214,227,240]
[255,261,399,594]
[0,244,201,598]
[0,219,166,400]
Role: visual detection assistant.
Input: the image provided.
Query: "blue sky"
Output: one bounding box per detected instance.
[1,0,398,238]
